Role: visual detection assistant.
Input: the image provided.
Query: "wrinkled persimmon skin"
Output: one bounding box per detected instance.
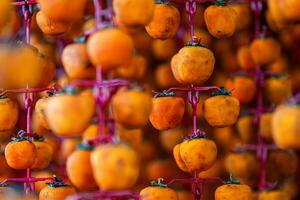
[272,105,300,149]
[62,43,95,79]
[204,5,237,38]
[87,28,134,71]
[113,0,155,27]
[250,38,281,65]
[146,3,180,40]
[31,141,53,169]
[36,11,70,36]
[66,149,97,191]
[112,90,152,129]
[0,97,19,131]
[174,138,217,172]
[5,140,37,169]
[215,184,252,200]
[39,185,76,200]
[140,186,179,200]
[171,46,215,85]
[149,97,185,131]
[225,76,256,104]
[91,143,140,190]
[204,95,240,127]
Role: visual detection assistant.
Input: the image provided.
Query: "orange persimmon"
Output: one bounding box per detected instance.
[264,75,292,105]
[87,28,134,71]
[5,138,37,169]
[173,135,217,172]
[66,143,97,191]
[272,104,300,149]
[45,89,96,137]
[112,89,152,129]
[38,0,87,23]
[145,2,180,40]
[171,45,215,85]
[203,88,240,127]
[152,39,177,60]
[36,11,70,36]
[113,0,155,27]
[155,63,179,89]
[140,179,178,200]
[117,55,147,80]
[39,177,76,200]
[204,0,237,38]
[237,46,256,71]
[0,97,19,131]
[149,92,185,131]
[61,43,95,79]
[250,37,281,65]
[225,74,256,104]
[91,143,140,190]
[32,137,53,169]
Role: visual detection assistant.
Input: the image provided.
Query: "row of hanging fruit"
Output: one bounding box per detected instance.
[0,0,299,200]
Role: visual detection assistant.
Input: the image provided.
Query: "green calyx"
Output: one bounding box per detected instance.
[150,178,168,188]
[32,135,45,142]
[232,71,253,78]
[267,73,289,79]
[74,36,86,43]
[46,175,68,188]
[77,143,95,151]
[0,95,7,99]
[0,183,8,187]
[185,41,205,47]
[155,0,170,5]
[131,85,143,92]
[211,87,231,96]
[215,0,226,6]
[184,130,206,141]
[226,174,240,185]
[57,86,78,95]
[11,130,30,142]
[154,90,175,98]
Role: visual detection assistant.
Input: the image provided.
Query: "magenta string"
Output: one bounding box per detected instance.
[93,0,103,28]
[1,177,54,185]
[0,85,57,97]
[165,85,220,93]
[188,87,200,134]
[167,177,224,186]
[170,0,215,3]
[185,0,197,42]
[12,0,37,6]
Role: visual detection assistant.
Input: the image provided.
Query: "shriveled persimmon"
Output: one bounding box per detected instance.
[149,91,185,131]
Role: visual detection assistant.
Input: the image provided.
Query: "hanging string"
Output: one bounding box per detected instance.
[185,0,197,42]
